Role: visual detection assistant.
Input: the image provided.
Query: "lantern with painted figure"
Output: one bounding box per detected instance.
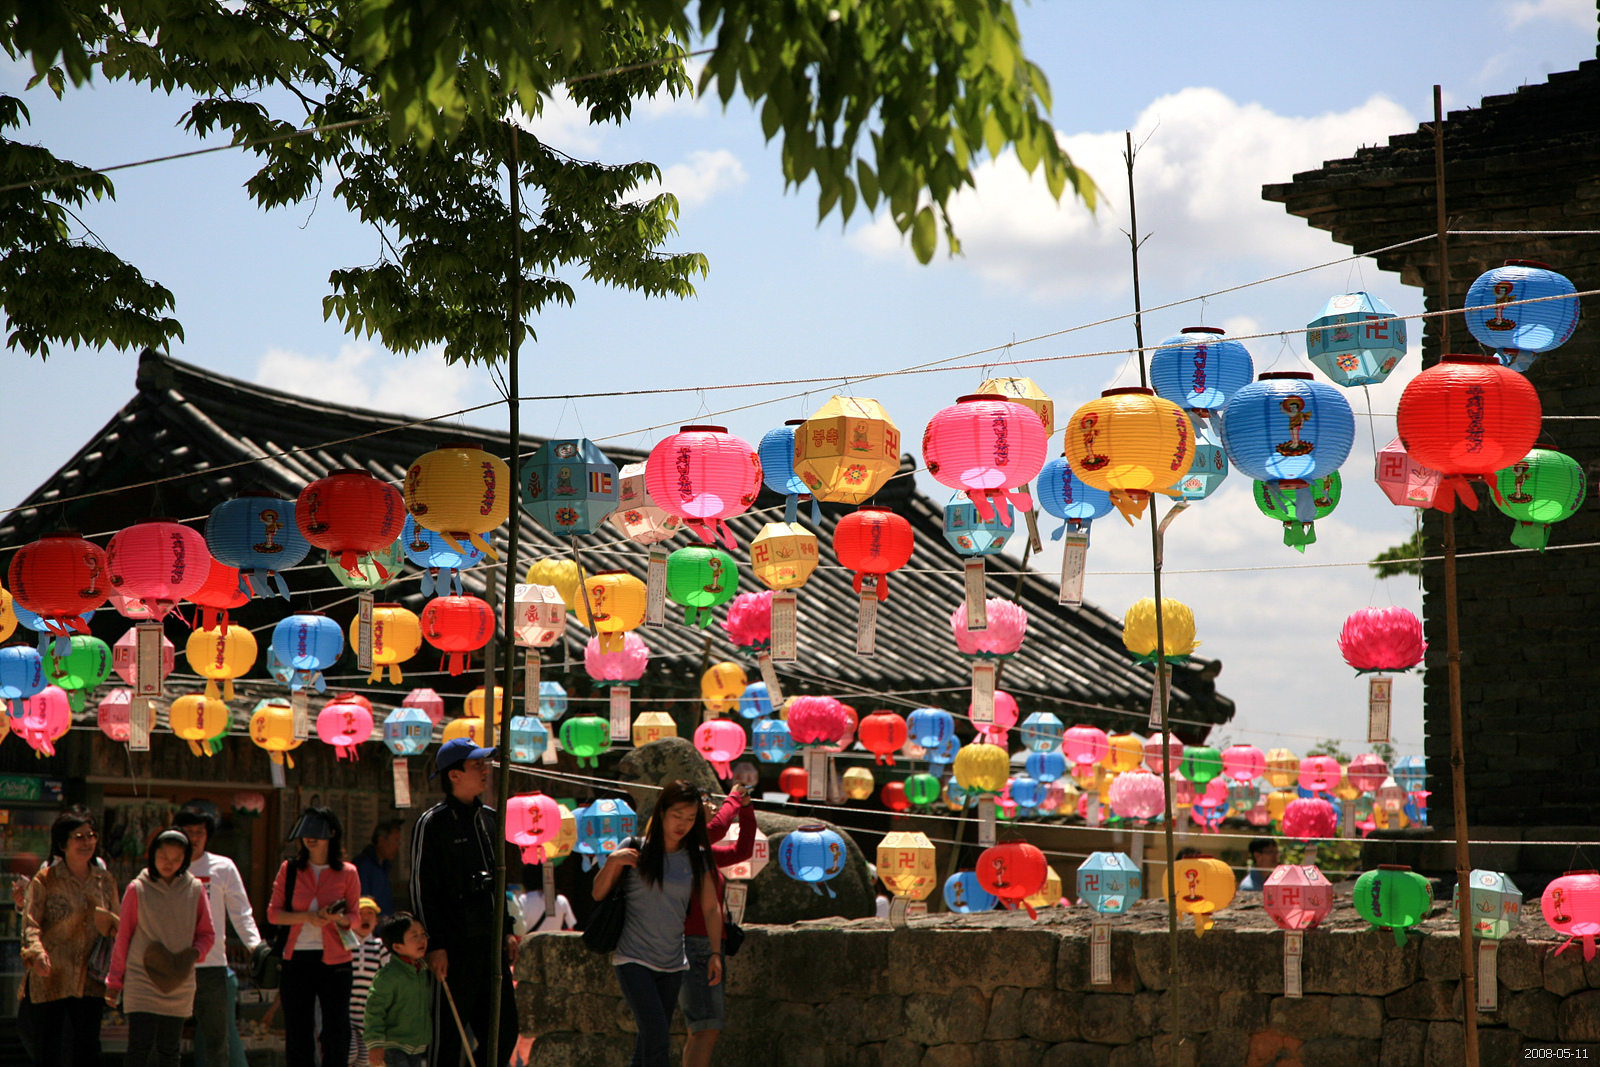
[298,469,406,579]
[665,549,735,630]
[519,438,617,537]
[204,493,312,599]
[1541,870,1600,961]
[1464,260,1580,364]
[7,533,109,645]
[404,442,510,558]
[1453,869,1522,941]
[316,696,374,760]
[1397,354,1542,512]
[833,506,915,600]
[1035,457,1114,541]
[630,712,676,748]
[1253,472,1340,552]
[760,421,818,525]
[750,523,818,591]
[878,831,938,901]
[646,426,762,550]
[401,516,484,597]
[43,635,110,711]
[977,840,1049,918]
[420,595,496,676]
[778,824,848,897]
[1494,449,1586,550]
[1077,852,1142,915]
[1305,291,1408,387]
[271,613,343,693]
[943,871,997,913]
[608,462,683,545]
[1063,388,1194,523]
[1167,854,1236,936]
[1020,712,1064,754]
[1354,865,1434,946]
[923,394,1048,525]
[250,700,302,767]
[383,707,433,756]
[943,493,1014,556]
[693,719,746,778]
[575,799,638,871]
[506,793,564,863]
[794,395,901,504]
[841,765,874,799]
[1263,863,1334,929]
[701,662,747,715]
[559,716,611,768]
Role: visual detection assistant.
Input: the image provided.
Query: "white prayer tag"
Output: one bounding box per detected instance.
[1302,842,1319,867]
[135,623,163,698]
[1147,678,1165,731]
[292,689,310,741]
[129,697,152,752]
[646,548,668,628]
[1023,508,1044,554]
[963,561,988,631]
[1058,532,1089,607]
[1477,941,1498,1011]
[1131,833,1145,869]
[524,652,540,714]
[805,749,827,801]
[1368,675,1392,743]
[357,592,375,673]
[1091,920,1112,985]
[392,758,412,808]
[757,653,784,703]
[609,687,631,740]
[856,586,879,656]
[889,896,910,929]
[270,759,287,788]
[771,592,798,662]
[1283,930,1304,998]
[907,901,928,920]
[725,882,749,925]
[978,796,996,847]
[541,734,560,765]
[970,664,996,724]
[545,882,559,919]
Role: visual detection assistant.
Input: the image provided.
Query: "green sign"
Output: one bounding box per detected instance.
[0,775,65,803]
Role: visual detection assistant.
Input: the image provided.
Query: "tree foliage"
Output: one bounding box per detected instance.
[1370,530,1424,579]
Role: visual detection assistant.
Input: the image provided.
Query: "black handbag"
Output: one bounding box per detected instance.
[250,862,297,988]
[581,867,629,955]
[722,918,745,958]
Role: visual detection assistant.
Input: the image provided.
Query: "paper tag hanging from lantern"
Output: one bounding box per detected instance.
[357,593,375,674]
[1086,793,1101,827]
[1478,942,1498,1010]
[1368,676,1392,742]
[771,592,798,662]
[804,749,827,801]
[963,561,988,631]
[1303,842,1319,866]
[392,758,412,808]
[646,548,668,628]
[135,623,163,698]
[725,881,749,925]
[1091,920,1112,985]
[970,663,996,724]
[609,687,630,741]
[1131,833,1145,870]
[1023,509,1044,553]
[292,689,310,740]
[129,698,152,752]
[978,795,997,847]
[1283,930,1305,998]
[856,582,879,656]
[524,652,541,718]
[1059,532,1088,607]
[269,758,286,788]
[827,758,845,804]
[541,732,559,765]
[1148,678,1165,731]
[757,653,784,703]
[888,896,910,929]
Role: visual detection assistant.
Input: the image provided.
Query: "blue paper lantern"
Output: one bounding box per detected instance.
[908,708,955,749]
[1076,851,1142,915]
[509,715,550,764]
[1025,749,1067,784]
[1009,774,1046,814]
[753,718,796,763]
[521,438,620,536]
[12,605,94,656]
[204,493,312,600]
[944,493,1013,556]
[1217,372,1354,520]
[738,681,773,720]
[1393,754,1426,793]
[777,823,847,897]
[1151,326,1255,416]
[943,870,997,913]
[928,735,961,776]
[0,646,46,701]
[1171,424,1229,502]
[575,798,637,871]
[1019,712,1064,754]
[1464,260,1579,358]
[402,515,485,597]
[760,422,820,525]
[1305,292,1408,387]
[537,681,568,723]
[383,707,433,757]
[1036,457,1114,540]
[270,613,344,692]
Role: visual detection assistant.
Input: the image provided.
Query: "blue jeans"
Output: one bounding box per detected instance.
[614,963,684,1067]
[677,936,724,1033]
[190,966,248,1067]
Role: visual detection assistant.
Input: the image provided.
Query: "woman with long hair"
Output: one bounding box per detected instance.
[680,782,756,1067]
[592,781,724,1067]
[267,806,362,1067]
[19,807,120,1066]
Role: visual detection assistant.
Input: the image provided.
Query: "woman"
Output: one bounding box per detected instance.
[593,781,724,1067]
[107,830,215,1067]
[680,783,755,1067]
[19,808,120,1067]
[267,806,362,1067]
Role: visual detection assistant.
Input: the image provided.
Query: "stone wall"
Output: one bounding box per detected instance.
[515,904,1600,1067]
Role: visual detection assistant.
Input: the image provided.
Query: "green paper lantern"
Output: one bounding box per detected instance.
[1253,472,1340,552]
[1353,864,1433,946]
[1494,449,1585,551]
[665,546,738,628]
[904,772,942,808]
[1179,745,1222,787]
[560,715,611,768]
[329,541,407,591]
[46,635,111,710]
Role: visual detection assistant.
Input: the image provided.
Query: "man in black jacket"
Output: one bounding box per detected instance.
[410,738,521,1067]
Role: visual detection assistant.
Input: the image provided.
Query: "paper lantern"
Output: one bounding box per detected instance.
[943,493,1015,556]
[943,870,997,913]
[298,469,406,578]
[1024,867,1063,911]
[1393,755,1427,793]
[44,634,110,706]
[630,711,676,748]
[1008,774,1046,814]
[786,696,850,748]
[403,687,446,725]
[833,506,915,600]
[1297,757,1341,796]
[1339,607,1425,673]
[1542,870,1600,960]
[879,781,910,812]
[878,831,937,900]
[693,719,746,778]
[1077,852,1142,915]
[584,632,649,685]
[525,558,587,622]
[185,625,258,701]
[315,696,373,760]
[608,462,682,545]
[736,681,773,720]
[701,661,747,714]
[778,765,809,799]
[1217,372,1354,524]
[1397,354,1542,511]
[383,706,433,756]
[0,589,14,642]
[14,685,71,756]
[1024,750,1066,784]
[442,716,487,746]
[908,708,955,750]
[1063,726,1108,771]
[559,715,610,767]
[1264,789,1294,824]
[645,425,761,549]
[1374,436,1444,509]
[950,599,1027,659]
[1354,865,1434,946]
[1454,869,1523,941]
[249,700,301,767]
[1305,292,1408,387]
[721,590,771,653]
[402,515,483,597]
[750,522,819,592]
[1228,779,1262,816]
[1464,260,1579,356]
[904,772,941,809]
[111,628,171,688]
[977,840,1049,918]
[541,802,579,864]
[1494,448,1585,550]
[1064,388,1194,522]
[1253,471,1340,552]
[534,681,567,722]
[858,711,908,766]
[509,583,564,650]
[1169,854,1236,936]
[1122,597,1198,663]
[1222,745,1266,783]
[978,376,1054,437]
[506,793,564,864]
[840,765,874,799]
[1347,753,1388,793]
[793,395,901,504]
[1263,864,1334,930]
[399,442,510,559]
[204,493,312,600]
[1264,749,1299,789]
[573,799,637,871]
[923,394,1047,523]
[328,539,407,593]
[420,594,496,675]
[585,572,646,646]
[1109,769,1165,821]
[1143,735,1183,774]
[778,824,848,897]
[953,741,1010,796]
[1151,326,1256,416]
[1035,457,1114,540]
[520,438,618,538]
[758,421,817,525]
[104,519,210,622]
[1282,797,1336,841]
[1020,712,1064,754]
[661,548,732,630]
[270,613,344,692]
[1180,746,1222,787]
[97,688,132,742]
[463,686,506,726]
[188,557,250,634]
[8,533,110,642]
[1173,424,1230,503]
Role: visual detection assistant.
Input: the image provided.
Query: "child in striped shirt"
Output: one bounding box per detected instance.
[347,898,389,1067]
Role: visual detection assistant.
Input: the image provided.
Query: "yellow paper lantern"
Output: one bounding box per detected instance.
[877,831,937,901]
[348,604,422,685]
[526,558,589,624]
[169,694,229,757]
[1024,866,1063,910]
[584,571,647,653]
[184,624,259,702]
[0,587,16,642]
[841,766,875,800]
[632,711,678,747]
[250,700,302,767]
[1164,853,1236,935]
[978,377,1055,438]
[443,716,488,746]
[749,522,819,591]
[464,687,505,725]
[701,662,748,714]
[954,742,1010,796]
[1122,598,1199,663]
[1265,749,1299,789]
[793,395,902,503]
[1332,774,1361,802]
[403,443,510,560]
[1102,733,1144,773]
[1372,805,1410,831]
[1063,388,1194,522]
[544,802,578,862]
[1266,789,1295,823]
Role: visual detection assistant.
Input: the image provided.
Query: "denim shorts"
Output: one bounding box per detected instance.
[677,935,724,1033]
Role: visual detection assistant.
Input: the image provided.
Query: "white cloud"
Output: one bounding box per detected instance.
[1508,0,1593,28]
[512,92,604,155]
[638,149,748,209]
[851,88,1415,300]
[254,343,480,419]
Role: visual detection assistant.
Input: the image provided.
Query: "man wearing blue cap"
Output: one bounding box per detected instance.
[409,738,520,1067]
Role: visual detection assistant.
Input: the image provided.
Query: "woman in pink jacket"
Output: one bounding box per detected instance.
[268,806,362,1067]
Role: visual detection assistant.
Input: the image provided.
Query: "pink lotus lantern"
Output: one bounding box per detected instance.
[402,687,446,726]
[1144,735,1183,774]
[506,792,564,864]
[1221,744,1266,783]
[316,698,374,761]
[1063,725,1109,772]
[1281,797,1337,841]
[787,696,851,747]
[15,685,71,756]
[1339,607,1425,671]
[950,600,1028,659]
[1297,756,1342,796]
[1347,753,1388,793]
[106,519,211,621]
[1543,870,1600,961]
[694,719,747,778]
[1109,768,1165,820]
[721,591,772,653]
[645,426,762,550]
[113,627,175,687]
[98,689,132,742]
[585,632,650,684]
[1264,864,1334,929]
[232,791,266,816]
[971,690,1018,745]
[1375,436,1442,508]
[922,394,1049,524]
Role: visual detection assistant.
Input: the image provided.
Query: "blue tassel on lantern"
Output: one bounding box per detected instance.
[754,718,796,763]
[1465,260,1579,358]
[760,422,821,525]
[1025,749,1066,784]
[1036,457,1114,540]
[1075,851,1142,915]
[1150,327,1255,419]
[943,870,997,913]
[205,494,312,600]
[1216,372,1354,522]
[270,613,344,693]
[778,824,847,897]
[402,515,485,596]
[12,604,93,657]
[1306,292,1408,387]
[521,439,620,536]
[738,681,773,720]
[944,493,1013,556]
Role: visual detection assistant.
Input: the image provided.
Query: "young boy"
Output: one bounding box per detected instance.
[364,913,432,1067]
[348,897,389,1067]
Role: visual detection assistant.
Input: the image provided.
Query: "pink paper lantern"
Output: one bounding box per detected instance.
[1172,775,1196,808]
[1347,753,1388,793]
[113,627,175,687]
[15,685,71,756]
[1263,864,1334,930]
[1063,725,1109,770]
[106,519,211,621]
[506,792,564,864]
[1281,797,1337,841]
[1297,756,1342,795]
[970,690,1018,745]
[645,425,762,550]
[1375,436,1443,508]
[787,696,851,747]
[1247,797,1273,826]
[97,689,132,742]
[1076,792,1108,825]
[1339,607,1426,672]
[1543,870,1600,961]
[316,698,374,761]
[721,591,772,652]
[1108,768,1165,820]
[1221,744,1266,783]
[922,395,1049,524]
[694,719,747,778]
[1143,735,1183,774]
[950,600,1028,660]
[402,687,447,726]
[584,632,650,683]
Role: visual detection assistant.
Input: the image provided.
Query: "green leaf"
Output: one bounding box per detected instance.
[910,205,936,264]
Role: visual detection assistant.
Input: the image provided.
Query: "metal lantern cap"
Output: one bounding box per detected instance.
[1567,869,1599,876]
[954,393,1012,404]
[1181,326,1225,335]
[784,419,805,426]
[679,425,728,433]
[1258,372,1312,381]
[328,468,369,476]
[798,823,827,832]
[1102,387,1153,397]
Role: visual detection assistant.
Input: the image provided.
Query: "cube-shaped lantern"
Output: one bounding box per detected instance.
[521,438,620,536]
[1263,864,1334,930]
[607,462,682,545]
[1076,851,1142,915]
[793,395,901,503]
[575,798,637,870]
[513,583,566,648]
[508,715,550,764]
[383,707,433,756]
[716,822,769,881]
[1306,292,1408,387]
[944,493,1014,556]
[1173,423,1229,502]
[632,711,678,747]
[1375,437,1442,509]
[1453,869,1523,940]
[878,831,937,901]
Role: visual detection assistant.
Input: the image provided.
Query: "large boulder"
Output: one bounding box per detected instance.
[743,810,875,924]
[617,736,720,823]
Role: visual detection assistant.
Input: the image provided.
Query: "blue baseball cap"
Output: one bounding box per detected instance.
[430,737,496,779]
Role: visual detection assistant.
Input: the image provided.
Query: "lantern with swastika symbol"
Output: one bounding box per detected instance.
[1305,292,1407,387]
[1264,863,1334,930]
[1076,852,1142,915]
[794,395,902,504]
[751,523,818,591]
[878,831,937,901]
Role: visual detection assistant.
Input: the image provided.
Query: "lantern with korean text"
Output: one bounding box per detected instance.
[271,613,343,693]
[420,594,495,676]
[833,506,914,600]
[1397,354,1542,512]
[646,426,762,549]
[205,494,312,599]
[923,394,1048,524]
[1354,865,1433,946]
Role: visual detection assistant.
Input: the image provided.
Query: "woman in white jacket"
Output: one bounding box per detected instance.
[173,806,261,1067]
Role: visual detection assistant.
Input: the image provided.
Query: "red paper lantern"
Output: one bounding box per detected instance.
[420,594,496,675]
[976,840,1050,918]
[1396,354,1542,511]
[644,426,762,550]
[833,506,915,602]
[106,519,210,621]
[189,556,249,632]
[7,533,109,637]
[858,710,908,767]
[880,781,910,812]
[1281,797,1337,841]
[923,395,1048,525]
[297,469,406,577]
[779,766,809,800]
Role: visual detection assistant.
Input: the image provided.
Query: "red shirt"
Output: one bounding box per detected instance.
[267,860,363,963]
[685,796,756,937]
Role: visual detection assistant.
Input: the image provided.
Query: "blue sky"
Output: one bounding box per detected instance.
[3,0,1593,759]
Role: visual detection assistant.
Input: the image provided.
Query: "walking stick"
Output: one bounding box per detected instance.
[441,977,479,1067]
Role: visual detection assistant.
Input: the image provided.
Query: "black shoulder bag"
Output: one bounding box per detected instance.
[249,862,298,989]
[581,836,637,955]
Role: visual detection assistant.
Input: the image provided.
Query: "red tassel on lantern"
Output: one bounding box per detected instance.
[833,506,915,601]
[1396,354,1542,512]
[297,469,406,577]
[7,533,109,637]
[420,595,496,676]
[977,840,1050,920]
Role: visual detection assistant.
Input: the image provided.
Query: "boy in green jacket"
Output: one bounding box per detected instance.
[364,913,432,1067]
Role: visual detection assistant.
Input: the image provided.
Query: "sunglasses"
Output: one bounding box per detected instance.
[69,831,98,842]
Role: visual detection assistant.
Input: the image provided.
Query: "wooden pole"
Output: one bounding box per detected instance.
[1431,84,1479,1067]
